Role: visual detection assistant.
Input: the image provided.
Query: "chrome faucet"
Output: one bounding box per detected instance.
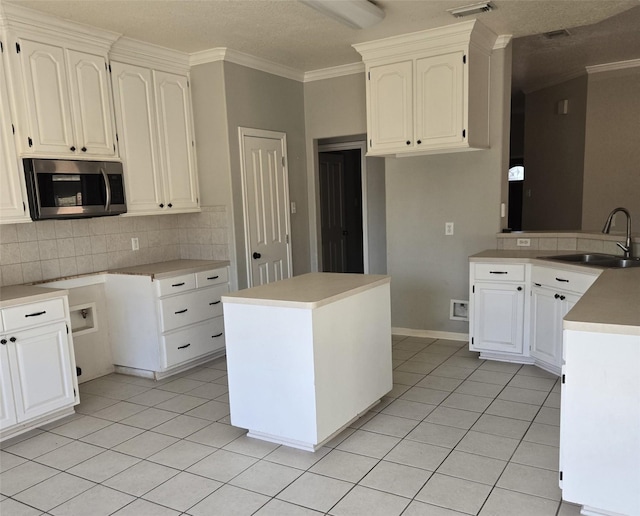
[602,207,633,258]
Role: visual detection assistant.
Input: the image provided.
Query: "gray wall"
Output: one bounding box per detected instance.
[522,75,588,230]
[386,46,512,333]
[223,62,309,289]
[303,73,369,272]
[582,66,640,231]
[365,156,387,274]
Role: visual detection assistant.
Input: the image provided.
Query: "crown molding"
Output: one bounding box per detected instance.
[110,37,190,73]
[0,2,120,50]
[493,34,512,50]
[304,62,364,82]
[586,58,640,75]
[190,47,304,82]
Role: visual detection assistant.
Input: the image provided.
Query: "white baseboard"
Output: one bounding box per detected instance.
[392,327,469,342]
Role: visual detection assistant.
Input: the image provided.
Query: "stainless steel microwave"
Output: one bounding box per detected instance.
[24,159,127,220]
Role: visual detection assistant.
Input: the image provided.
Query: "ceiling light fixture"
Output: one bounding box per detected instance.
[447,1,494,18]
[300,0,385,30]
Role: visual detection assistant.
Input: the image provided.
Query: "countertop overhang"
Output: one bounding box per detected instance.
[222,272,391,309]
[470,250,640,336]
[0,285,69,309]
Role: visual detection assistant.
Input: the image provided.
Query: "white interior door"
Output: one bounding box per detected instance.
[239,129,292,287]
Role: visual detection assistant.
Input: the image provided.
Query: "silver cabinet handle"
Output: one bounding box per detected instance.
[100,168,111,212]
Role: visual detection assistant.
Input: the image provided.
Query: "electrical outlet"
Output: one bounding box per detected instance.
[291,202,297,214]
[517,238,531,247]
[131,237,139,251]
[445,222,454,236]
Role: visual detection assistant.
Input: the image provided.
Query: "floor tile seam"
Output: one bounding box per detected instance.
[139,473,227,514]
[11,470,98,514]
[491,480,563,502]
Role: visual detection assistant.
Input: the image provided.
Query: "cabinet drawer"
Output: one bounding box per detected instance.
[532,266,598,294]
[196,268,228,288]
[2,298,66,332]
[162,317,225,369]
[159,284,229,332]
[156,274,196,297]
[474,263,526,282]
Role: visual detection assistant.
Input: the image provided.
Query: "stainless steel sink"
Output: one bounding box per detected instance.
[542,254,640,268]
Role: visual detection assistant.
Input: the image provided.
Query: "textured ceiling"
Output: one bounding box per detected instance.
[5,0,640,89]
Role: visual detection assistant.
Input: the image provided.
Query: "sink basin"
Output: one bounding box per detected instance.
[599,258,640,268]
[544,253,616,264]
[543,254,640,268]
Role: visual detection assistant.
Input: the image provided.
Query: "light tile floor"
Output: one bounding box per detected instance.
[0,336,583,515]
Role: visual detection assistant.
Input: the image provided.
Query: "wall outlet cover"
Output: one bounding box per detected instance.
[517,238,531,247]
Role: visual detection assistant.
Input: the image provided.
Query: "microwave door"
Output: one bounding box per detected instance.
[36,171,108,218]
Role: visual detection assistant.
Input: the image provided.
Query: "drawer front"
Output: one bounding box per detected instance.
[162,317,225,368]
[196,267,229,288]
[159,284,229,332]
[2,298,66,332]
[532,266,598,294]
[474,263,526,282]
[156,274,196,297]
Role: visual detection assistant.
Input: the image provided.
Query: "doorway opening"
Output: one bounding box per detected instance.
[318,143,366,273]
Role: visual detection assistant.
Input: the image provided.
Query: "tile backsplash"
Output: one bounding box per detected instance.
[496,231,640,255]
[0,206,229,287]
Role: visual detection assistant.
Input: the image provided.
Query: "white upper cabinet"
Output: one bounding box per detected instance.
[66,49,116,156]
[354,20,499,157]
[109,38,199,215]
[154,71,199,212]
[110,61,165,213]
[1,3,119,159]
[0,37,30,223]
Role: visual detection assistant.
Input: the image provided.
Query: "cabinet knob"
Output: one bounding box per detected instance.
[560,295,566,301]
[70,146,76,152]
[554,294,560,299]
[406,140,411,145]
[0,339,6,345]
[168,203,173,208]
[417,140,422,145]
[159,203,164,208]
[9,337,16,343]
[517,286,522,291]
[81,147,87,152]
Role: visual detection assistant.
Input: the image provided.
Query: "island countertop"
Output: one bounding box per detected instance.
[222,272,390,309]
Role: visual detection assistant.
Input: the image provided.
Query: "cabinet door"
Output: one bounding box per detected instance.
[7,322,76,423]
[110,62,164,214]
[0,46,29,222]
[17,38,75,155]
[530,286,561,367]
[471,282,525,354]
[154,71,199,212]
[0,342,18,430]
[66,50,116,157]
[415,51,464,147]
[367,61,413,153]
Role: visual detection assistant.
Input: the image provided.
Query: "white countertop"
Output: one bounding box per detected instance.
[0,285,69,309]
[108,260,230,280]
[222,272,390,309]
[471,250,640,335]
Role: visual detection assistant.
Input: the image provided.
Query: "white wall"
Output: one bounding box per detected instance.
[386,45,512,334]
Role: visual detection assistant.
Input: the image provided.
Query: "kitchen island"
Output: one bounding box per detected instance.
[221,273,392,451]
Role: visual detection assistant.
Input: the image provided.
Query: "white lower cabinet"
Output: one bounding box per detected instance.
[0,294,79,441]
[469,262,529,361]
[469,260,600,374]
[105,266,229,378]
[529,266,598,374]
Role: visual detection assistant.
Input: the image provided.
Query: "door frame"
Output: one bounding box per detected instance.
[238,127,293,287]
[317,141,369,274]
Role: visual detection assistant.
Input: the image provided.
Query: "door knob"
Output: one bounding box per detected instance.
[252,252,261,259]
